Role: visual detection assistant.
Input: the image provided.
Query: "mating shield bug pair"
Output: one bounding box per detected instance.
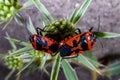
[29,27,97,58]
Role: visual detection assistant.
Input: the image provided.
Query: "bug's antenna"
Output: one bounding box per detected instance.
[98,15,101,32]
[97,15,104,49]
[89,27,93,32]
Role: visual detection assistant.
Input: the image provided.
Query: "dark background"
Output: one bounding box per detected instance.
[0,0,120,80]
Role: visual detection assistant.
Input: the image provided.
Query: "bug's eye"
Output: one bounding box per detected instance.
[93,35,97,41]
[29,35,35,42]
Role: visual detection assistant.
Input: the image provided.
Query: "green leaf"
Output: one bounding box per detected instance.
[22,0,33,9]
[83,51,97,61]
[93,31,120,38]
[8,46,33,57]
[28,17,37,34]
[6,33,17,50]
[78,54,101,74]
[50,54,61,80]
[83,51,104,67]
[40,14,46,27]
[14,13,36,34]
[32,0,54,22]
[40,54,48,69]
[2,17,13,30]
[5,37,30,47]
[62,60,78,80]
[69,8,78,23]
[87,58,104,68]
[106,62,120,75]
[14,13,25,25]
[69,0,92,24]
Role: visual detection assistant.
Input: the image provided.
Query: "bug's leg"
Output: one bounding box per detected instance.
[70,54,78,58]
[62,54,78,59]
[36,27,43,35]
[74,28,81,34]
[50,53,58,56]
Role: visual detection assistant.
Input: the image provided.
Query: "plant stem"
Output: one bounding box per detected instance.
[50,54,61,80]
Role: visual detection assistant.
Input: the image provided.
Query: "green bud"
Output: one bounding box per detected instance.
[54,21,60,26]
[10,6,15,12]
[59,25,65,30]
[5,55,23,70]
[0,0,22,23]
[0,4,3,8]
[10,0,15,5]
[3,6,9,11]
[5,0,11,5]
[1,16,6,21]
[0,10,4,15]
[30,50,44,58]
[7,13,12,18]
[43,19,75,41]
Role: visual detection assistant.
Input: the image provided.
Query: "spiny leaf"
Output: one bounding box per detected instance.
[28,17,37,34]
[78,54,101,74]
[15,13,36,34]
[32,0,54,22]
[50,54,61,80]
[87,58,104,68]
[40,13,46,27]
[22,0,33,9]
[14,13,25,26]
[106,61,120,76]
[5,37,30,47]
[6,33,17,50]
[62,60,78,80]
[2,17,13,30]
[69,0,92,24]
[93,31,120,38]
[8,46,33,57]
[83,51,97,61]
[40,54,48,69]
[83,51,104,67]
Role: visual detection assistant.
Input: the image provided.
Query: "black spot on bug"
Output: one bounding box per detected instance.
[79,33,86,43]
[91,42,94,46]
[72,40,78,47]
[60,45,72,57]
[49,44,59,53]
[74,49,80,53]
[81,42,88,50]
[29,35,34,42]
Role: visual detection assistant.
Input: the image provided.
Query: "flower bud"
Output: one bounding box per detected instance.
[43,19,75,41]
[0,0,22,22]
[5,56,23,70]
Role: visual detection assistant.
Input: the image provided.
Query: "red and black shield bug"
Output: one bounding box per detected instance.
[59,27,97,58]
[29,28,59,55]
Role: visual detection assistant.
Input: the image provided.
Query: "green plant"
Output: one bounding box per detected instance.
[1,0,120,80]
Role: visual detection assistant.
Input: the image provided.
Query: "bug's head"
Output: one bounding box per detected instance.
[77,27,98,51]
[88,27,97,41]
[29,34,38,50]
[82,27,97,50]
